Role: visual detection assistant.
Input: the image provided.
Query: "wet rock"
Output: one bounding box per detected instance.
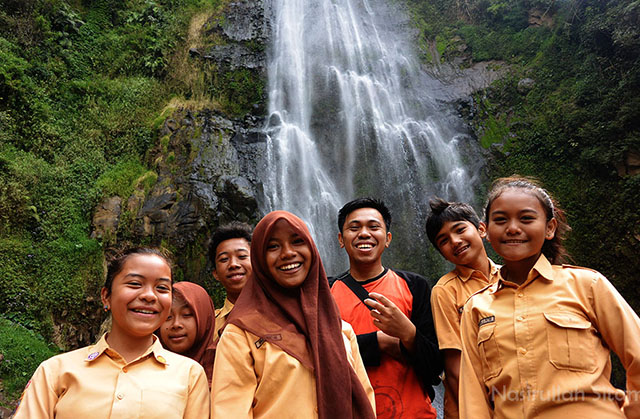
[517,78,536,94]
[202,0,269,71]
[529,8,554,27]
[425,60,509,102]
[615,150,640,176]
[91,196,122,239]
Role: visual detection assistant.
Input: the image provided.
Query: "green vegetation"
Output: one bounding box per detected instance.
[0,317,59,403]
[409,0,639,386]
[0,0,259,355]
[409,0,640,302]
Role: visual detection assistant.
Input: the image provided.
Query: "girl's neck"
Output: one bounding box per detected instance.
[106,327,155,363]
[502,254,541,286]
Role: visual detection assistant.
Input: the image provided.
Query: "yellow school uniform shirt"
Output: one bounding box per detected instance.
[214,297,234,339]
[211,320,376,418]
[14,334,210,419]
[460,254,640,419]
[431,258,499,419]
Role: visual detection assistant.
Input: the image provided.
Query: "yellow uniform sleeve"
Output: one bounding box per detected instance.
[210,325,257,418]
[431,285,462,350]
[184,362,211,419]
[589,274,640,419]
[13,362,57,419]
[343,322,376,413]
[459,299,493,419]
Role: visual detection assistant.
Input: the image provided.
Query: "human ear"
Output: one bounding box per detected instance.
[338,232,345,248]
[100,287,110,308]
[545,218,558,240]
[212,268,219,282]
[478,222,487,238]
[385,231,392,248]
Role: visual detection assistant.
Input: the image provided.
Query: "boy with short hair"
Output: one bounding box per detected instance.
[331,197,442,418]
[425,198,499,419]
[210,221,253,338]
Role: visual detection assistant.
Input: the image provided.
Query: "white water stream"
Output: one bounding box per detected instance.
[260,0,481,277]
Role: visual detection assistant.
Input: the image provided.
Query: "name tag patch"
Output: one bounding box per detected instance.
[478,315,495,327]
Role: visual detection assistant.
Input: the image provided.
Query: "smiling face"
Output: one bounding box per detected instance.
[212,237,252,303]
[436,220,487,270]
[338,207,392,270]
[265,219,313,289]
[487,189,557,268]
[160,299,198,354]
[101,254,172,340]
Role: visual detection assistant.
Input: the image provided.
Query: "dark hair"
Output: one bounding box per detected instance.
[484,176,570,264]
[210,222,253,264]
[337,197,392,233]
[104,247,173,296]
[425,197,481,249]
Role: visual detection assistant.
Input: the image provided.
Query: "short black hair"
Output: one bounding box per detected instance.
[210,222,253,265]
[338,197,392,233]
[425,197,481,249]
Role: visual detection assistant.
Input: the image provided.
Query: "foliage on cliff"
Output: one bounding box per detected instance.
[0,0,266,404]
[409,0,640,312]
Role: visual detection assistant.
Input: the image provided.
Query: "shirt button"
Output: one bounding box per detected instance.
[517,293,524,298]
[122,367,128,373]
[519,347,527,355]
[117,393,124,400]
[517,316,524,321]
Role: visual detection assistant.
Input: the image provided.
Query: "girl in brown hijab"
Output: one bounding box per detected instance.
[211,211,376,418]
[160,281,217,386]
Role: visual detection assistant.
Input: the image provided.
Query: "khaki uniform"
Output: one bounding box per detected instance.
[211,321,375,418]
[431,259,499,418]
[460,254,640,418]
[214,297,234,339]
[13,334,210,419]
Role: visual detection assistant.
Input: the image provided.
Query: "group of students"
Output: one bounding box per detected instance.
[12,176,640,418]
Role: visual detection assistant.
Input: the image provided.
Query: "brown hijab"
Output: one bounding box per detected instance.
[227,211,375,419]
[171,281,217,385]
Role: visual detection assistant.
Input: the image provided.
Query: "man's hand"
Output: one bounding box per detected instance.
[377,331,402,360]
[365,292,417,353]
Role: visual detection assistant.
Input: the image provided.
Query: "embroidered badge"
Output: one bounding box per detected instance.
[255,338,266,349]
[478,315,495,327]
[156,355,167,364]
[87,351,100,361]
[265,334,282,341]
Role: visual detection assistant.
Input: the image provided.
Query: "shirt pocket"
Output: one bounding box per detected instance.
[543,312,597,373]
[477,324,502,381]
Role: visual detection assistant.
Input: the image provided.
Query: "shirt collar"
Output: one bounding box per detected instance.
[85,333,169,366]
[493,254,554,291]
[216,297,235,318]
[455,258,499,283]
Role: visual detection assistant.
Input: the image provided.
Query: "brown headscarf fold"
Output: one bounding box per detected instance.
[171,281,217,386]
[227,211,375,419]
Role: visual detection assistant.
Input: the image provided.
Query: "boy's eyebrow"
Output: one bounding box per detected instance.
[435,221,466,240]
[217,248,249,258]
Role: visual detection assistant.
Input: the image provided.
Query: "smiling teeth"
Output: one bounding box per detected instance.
[454,245,469,255]
[280,263,301,271]
[134,309,155,314]
[356,244,373,249]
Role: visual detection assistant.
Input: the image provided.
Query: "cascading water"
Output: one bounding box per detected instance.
[260,0,483,278]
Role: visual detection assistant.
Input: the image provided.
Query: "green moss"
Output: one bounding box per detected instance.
[480,115,509,148]
[0,317,59,402]
[95,157,147,199]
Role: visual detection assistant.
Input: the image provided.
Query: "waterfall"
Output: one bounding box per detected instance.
[260,0,482,278]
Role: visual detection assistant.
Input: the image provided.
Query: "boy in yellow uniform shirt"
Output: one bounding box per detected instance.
[425,198,499,418]
[210,222,253,339]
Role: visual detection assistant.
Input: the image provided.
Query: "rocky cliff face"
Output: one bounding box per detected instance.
[91,0,269,296]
